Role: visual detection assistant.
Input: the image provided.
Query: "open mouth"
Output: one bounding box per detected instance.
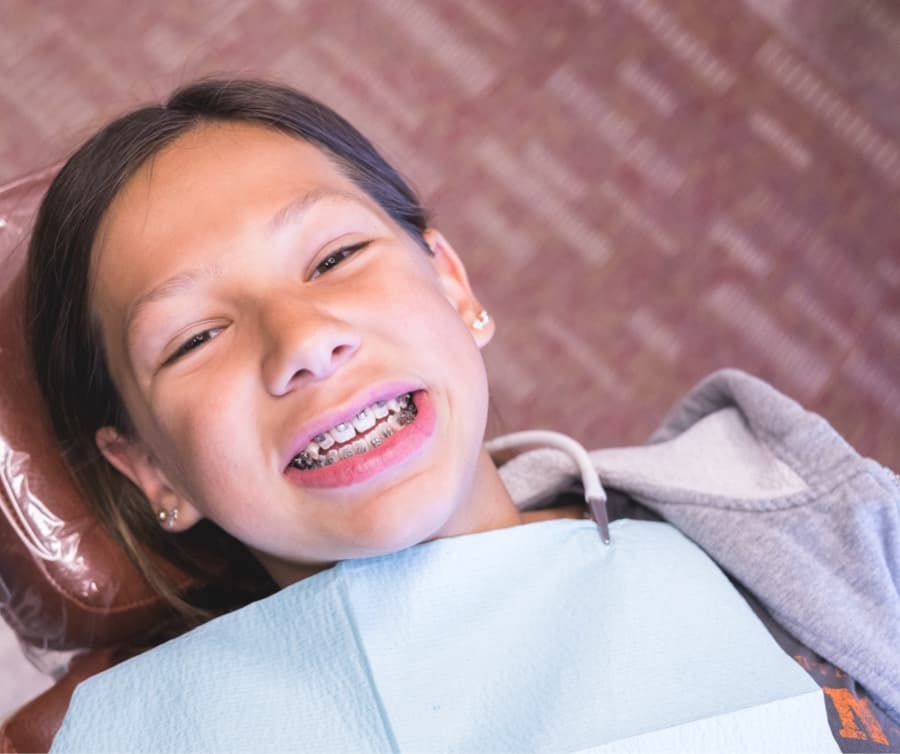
[288,391,420,471]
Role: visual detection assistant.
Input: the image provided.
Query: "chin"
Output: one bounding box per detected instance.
[343,495,455,558]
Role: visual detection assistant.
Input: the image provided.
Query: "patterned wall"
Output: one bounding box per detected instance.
[1,0,898,471]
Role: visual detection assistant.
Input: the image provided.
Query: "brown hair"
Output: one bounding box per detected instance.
[25,77,431,635]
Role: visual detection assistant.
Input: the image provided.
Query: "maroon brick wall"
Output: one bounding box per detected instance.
[1,0,898,469]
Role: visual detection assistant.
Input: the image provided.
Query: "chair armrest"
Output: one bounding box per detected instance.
[0,648,129,754]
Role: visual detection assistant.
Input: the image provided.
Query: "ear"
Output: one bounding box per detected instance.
[95,426,203,532]
[423,228,495,348]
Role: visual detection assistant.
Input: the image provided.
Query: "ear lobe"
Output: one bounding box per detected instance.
[423,229,495,348]
[95,426,202,532]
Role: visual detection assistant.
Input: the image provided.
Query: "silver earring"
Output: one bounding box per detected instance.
[157,508,179,530]
[472,310,490,331]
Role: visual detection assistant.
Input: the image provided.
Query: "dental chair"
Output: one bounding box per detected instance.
[0,169,201,753]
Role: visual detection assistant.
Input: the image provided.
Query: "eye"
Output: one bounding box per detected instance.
[162,327,224,367]
[310,241,371,280]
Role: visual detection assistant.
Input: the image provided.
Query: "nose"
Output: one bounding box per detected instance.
[260,299,361,396]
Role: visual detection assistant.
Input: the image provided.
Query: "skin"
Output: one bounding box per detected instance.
[91,122,580,586]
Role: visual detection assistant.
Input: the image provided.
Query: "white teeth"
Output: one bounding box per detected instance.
[314,432,335,450]
[293,392,416,467]
[331,422,356,443]
[352,407,376,432]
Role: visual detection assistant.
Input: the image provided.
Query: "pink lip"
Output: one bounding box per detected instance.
[282,380,425,470]
[285,390,436,489]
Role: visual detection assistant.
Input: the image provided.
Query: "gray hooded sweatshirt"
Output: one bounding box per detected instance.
[492,368,900,727]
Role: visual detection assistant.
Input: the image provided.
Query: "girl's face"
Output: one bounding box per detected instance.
[91,122,511,584]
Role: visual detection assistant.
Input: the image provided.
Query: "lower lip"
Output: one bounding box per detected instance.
[284,390,436,489]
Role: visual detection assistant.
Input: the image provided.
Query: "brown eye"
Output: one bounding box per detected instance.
[163,328,223,366]
[310,241,370,280]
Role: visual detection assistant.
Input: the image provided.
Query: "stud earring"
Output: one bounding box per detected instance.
[472,310,490,331]
[157,508,179,530]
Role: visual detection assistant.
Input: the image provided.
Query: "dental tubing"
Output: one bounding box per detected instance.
[485,430,611,544]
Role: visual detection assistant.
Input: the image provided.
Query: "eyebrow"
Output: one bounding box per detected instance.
[124,189,358,340]
[124,264,222,342]
[267,188,356,232]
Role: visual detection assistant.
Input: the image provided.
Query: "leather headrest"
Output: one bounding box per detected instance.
[0,170,191,651]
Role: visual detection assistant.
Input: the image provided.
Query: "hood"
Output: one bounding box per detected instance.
[487,368,900,723]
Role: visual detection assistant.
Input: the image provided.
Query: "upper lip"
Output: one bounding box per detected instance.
[282,380,424,470]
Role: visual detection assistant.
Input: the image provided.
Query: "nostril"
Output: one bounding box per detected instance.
[333,343,355,360]
[327,342,359,374]
[265,323,360,395]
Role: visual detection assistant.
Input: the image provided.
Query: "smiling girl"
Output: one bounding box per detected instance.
[86,120,514,585]
[29,80,525,601]
[26,79,896,752]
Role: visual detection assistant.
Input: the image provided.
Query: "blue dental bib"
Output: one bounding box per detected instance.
[51,519,837,752]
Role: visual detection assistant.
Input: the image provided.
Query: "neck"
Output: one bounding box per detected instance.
[428,446,587,538]
[258,445,583,588]
[439,445,524,535]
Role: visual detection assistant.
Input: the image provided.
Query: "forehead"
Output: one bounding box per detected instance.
[96,122,362,260]
[90,122,372,323]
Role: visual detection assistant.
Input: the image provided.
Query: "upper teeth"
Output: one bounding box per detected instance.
[352,407,376,433]
[297,393,415,462]
[331,421,357,443]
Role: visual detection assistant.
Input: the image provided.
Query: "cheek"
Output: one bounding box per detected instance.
[146,369,259,499]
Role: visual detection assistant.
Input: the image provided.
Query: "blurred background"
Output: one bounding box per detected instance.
[2,0,898,719]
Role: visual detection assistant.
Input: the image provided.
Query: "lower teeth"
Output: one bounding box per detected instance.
[290,394,418,471]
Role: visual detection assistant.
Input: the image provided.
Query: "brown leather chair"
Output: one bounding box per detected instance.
[0,168,194,753]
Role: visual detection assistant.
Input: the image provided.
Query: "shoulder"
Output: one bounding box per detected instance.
[51,575,336,752]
